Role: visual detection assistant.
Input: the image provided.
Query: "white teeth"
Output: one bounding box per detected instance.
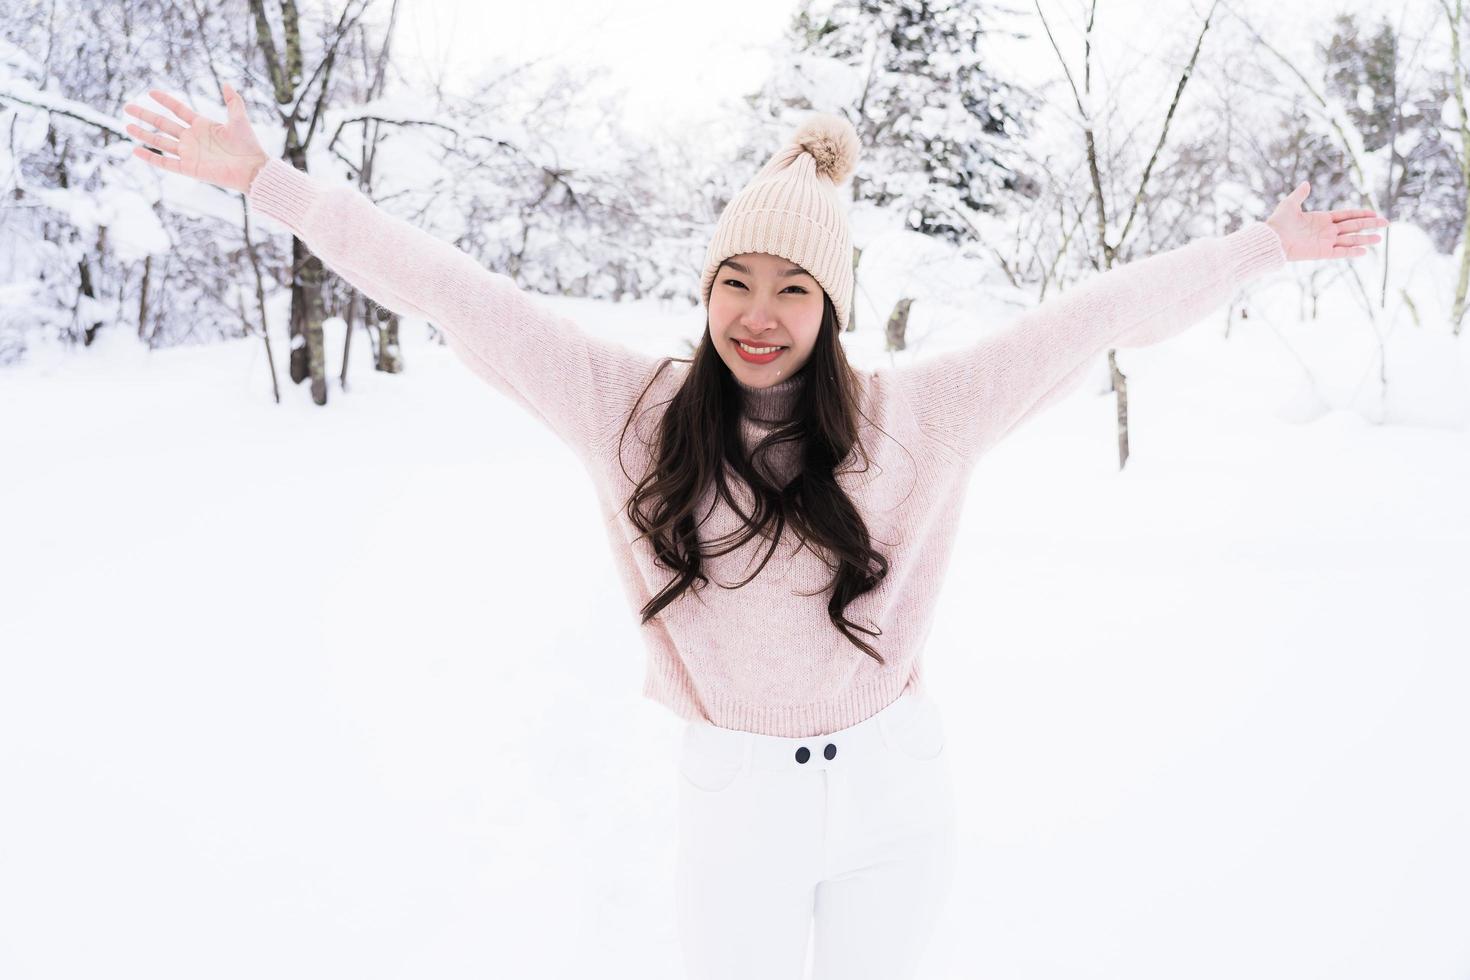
[738,341,783,355]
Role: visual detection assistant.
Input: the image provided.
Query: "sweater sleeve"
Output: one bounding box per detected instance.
[245,157,662,459]
[887,221,1288,460]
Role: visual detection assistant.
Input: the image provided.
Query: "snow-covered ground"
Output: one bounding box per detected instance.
[2,247,1468,978]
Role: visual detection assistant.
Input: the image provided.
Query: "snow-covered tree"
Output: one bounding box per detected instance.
[0,0,223,364]
[751,0,1042,244]
[1322,11,1464,257]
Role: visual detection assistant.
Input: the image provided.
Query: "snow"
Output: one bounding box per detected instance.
[1357,81,1376,113]
[0,76,128,135]
[2,250,1468,978]
[30,180,172,263]
[95,183,172,262]
[1444,92,1464,131]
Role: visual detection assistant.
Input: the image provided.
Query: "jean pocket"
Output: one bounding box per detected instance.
[877,693,947,763]
[677,723,749,794]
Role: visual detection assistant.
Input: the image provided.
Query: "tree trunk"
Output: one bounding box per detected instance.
[288,233,329,404]
[1109,349,1129,470]
[51,127,106,347]
[340,288,356,390]
[137,254,151,341]
[885,297,914,352]
[373,305,403,373]
[849,245,862,333]
[256,0,337,402]
[1379,28,1400,310]
[1445,0,1470,333]
[241,200,281,404]
[79,251,103,346]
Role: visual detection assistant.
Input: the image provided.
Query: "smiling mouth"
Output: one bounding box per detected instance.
[732,339,787,363]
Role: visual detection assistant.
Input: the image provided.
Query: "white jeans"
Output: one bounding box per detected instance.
[673,690,957,980]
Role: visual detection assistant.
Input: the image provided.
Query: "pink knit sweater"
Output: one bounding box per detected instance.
[247,157,1287,738]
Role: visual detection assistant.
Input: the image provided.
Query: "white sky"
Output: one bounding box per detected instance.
[394,0,803,138]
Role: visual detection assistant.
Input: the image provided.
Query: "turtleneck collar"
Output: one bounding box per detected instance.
[735,370,805,424]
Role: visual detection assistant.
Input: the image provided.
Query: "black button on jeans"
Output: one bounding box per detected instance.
[795,746,810,764]
[824,743,837,760]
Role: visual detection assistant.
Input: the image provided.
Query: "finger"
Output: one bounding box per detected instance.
[1332,209,1379,222]
[1332,244,1369,257]
[123,104,185,139]
[1336,233,1382,246]
[148,88,199,125]
[1335,216,1389,233]
[1291,180,1310,203]
[132,144,181,174]
[125,122,180,155]
[223,83,244,120]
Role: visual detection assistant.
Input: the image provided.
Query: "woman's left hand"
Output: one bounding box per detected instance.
[1265,181,1389,262]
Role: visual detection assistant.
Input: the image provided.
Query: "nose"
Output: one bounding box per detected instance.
[739,303,778,331]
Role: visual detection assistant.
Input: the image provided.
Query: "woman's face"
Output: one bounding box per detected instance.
[708,252,825,386]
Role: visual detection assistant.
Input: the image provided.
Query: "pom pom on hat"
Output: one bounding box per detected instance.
[793,112,859,185]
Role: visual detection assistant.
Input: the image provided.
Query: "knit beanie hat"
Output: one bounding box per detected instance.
[700,112,860,333]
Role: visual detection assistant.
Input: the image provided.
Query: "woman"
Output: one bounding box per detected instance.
[123,83,1386,979]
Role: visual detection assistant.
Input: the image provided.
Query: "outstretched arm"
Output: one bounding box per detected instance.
[888,185,1386,461]
[244,157,660,456]
[125,84,661,459]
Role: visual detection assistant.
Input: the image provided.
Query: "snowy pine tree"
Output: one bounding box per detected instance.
[1323,11,1465,255]
[752,0,1041,245]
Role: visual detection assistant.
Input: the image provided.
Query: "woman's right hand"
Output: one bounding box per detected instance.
[123,83,269,194]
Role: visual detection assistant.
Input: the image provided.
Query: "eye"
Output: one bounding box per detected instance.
[720,279,808,294]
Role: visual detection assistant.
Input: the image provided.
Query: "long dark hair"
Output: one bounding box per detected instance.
[614,290,909,665]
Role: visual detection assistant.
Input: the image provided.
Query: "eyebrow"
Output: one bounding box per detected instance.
[722,260,811,278]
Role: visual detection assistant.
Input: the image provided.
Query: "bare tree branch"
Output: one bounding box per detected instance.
[1116,0,1219,250]
[1218,0,1375,201]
